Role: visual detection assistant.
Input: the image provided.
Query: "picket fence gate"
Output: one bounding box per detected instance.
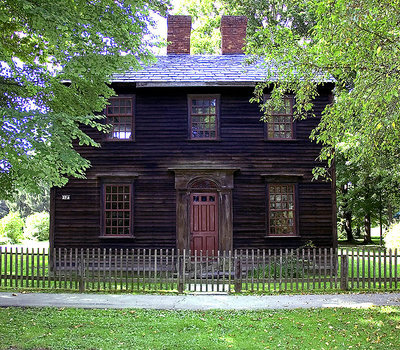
[0,247,398,293]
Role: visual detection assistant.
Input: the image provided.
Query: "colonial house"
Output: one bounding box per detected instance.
[49,15,337,254]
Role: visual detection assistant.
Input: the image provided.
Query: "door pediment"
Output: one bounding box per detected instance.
[169,166,239,191]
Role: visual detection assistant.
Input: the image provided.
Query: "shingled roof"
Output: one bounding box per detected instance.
[111,55,271,87]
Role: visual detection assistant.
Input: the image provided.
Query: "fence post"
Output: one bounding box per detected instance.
[340,254,349,291]
[234,252,242,293]
[178,251,184,293]
[182,249,186,291]
[78,255,86,293]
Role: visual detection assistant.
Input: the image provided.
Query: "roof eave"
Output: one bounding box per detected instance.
[110,81,260,87]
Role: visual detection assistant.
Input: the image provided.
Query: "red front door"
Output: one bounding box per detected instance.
[190,193,218,253]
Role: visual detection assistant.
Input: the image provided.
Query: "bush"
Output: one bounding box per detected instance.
[0,228,7,245]
[250,256,310,279]
[0,212,24,244]
[385,222,400,250]
[24,212,49,241]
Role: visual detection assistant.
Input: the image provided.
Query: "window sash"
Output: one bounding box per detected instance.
[189,95,219,140]
[265,96,294,140]
[103,184,133,236]
[268,184,296,235]
[106,97,134,140]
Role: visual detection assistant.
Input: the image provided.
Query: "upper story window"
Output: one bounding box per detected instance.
[268,183,296,235]
[265,96,294,140]
[103,184,133,236]
[106,96,134,140]
[188,95,219,140]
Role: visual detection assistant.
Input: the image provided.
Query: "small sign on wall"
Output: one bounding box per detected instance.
[61,195,70,200]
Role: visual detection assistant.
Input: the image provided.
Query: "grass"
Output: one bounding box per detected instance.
[338,237,384,248]
[0,307,399,349]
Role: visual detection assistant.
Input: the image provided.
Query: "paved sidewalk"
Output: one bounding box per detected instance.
[0,292,399,310]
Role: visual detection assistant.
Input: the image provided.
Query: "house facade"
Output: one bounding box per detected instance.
[50,15,337,253]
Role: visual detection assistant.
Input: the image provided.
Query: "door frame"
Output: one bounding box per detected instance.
[170,166,238,252]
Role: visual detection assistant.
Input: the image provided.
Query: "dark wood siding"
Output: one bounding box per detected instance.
[52,85,336,249]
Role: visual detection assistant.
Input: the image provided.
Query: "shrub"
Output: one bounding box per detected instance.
[0,228,7,244]
[0,212,24,244]
[250,255,310,279]
[24,212,49,241]
[385,222,400,250]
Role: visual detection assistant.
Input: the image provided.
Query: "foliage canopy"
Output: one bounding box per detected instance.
[0,0,168,199]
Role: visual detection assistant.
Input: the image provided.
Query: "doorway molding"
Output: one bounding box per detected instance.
[169,166,239,251]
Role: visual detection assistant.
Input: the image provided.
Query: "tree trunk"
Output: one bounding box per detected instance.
[341,184,355,242]
[363,213,373,244]
[354,226,361,239]
[379,201,383,246]
[388,203,393,225]
[344,210,355,242]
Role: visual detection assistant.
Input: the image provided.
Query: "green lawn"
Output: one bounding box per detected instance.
[0,307,399,349]
[338,237,384,248]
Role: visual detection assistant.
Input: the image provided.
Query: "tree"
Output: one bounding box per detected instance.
[177,0,223,54]
[336,154,400,244]
[5,185,49,218]
[0,0,168,199]
[244,0,400,177]
[0,200,8,219]
[178,0,313,54]
[182,0,400,243]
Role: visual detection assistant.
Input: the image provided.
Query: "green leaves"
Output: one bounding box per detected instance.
[0,0,169,198]
[242,0,400,176]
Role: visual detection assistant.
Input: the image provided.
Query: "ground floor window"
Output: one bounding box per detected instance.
[102,184,133,236]
[268,183,296,235]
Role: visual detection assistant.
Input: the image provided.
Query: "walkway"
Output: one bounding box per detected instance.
[0,292,399,310]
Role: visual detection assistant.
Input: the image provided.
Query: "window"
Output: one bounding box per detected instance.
[106,97,134,140]
[188,95,219,140]
[103,184,133,236]
[265,97,294,140]
[268,184,296,235]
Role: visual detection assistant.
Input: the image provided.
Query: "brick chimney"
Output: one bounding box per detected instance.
[167,15,192,55]
[221,16,248,55]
